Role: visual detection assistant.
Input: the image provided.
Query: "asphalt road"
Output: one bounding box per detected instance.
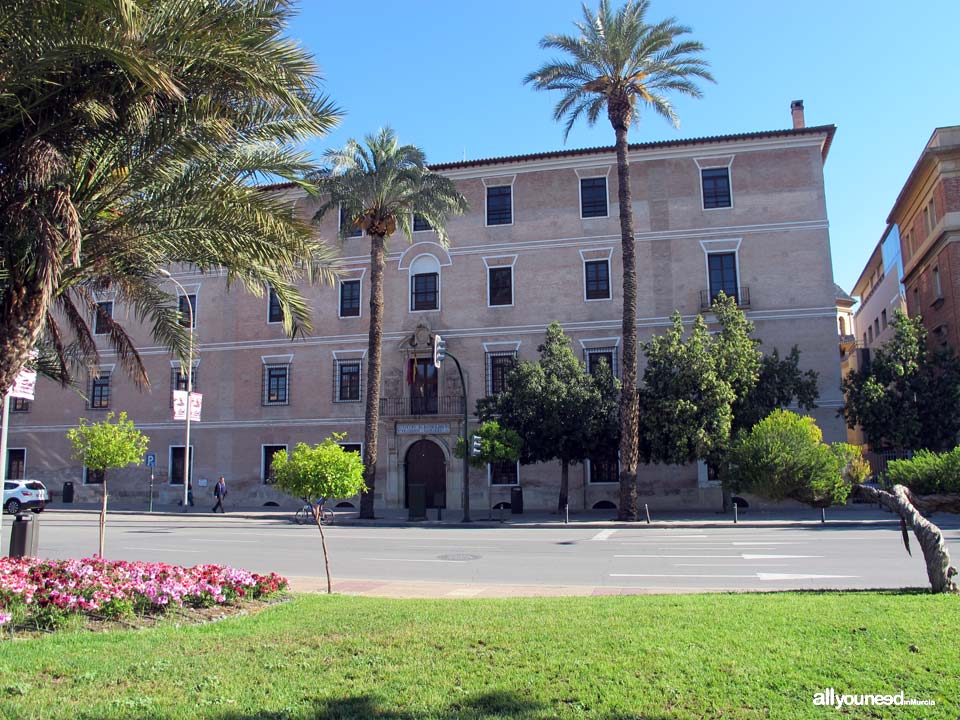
[12,509,960,594]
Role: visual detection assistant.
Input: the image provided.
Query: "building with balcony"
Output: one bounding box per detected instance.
[5,104,847,513]
[893,126,960,350]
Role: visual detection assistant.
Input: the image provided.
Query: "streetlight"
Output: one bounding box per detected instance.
[158,269,193,511]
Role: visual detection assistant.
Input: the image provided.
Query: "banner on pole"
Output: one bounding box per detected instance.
[9,366,36,400]
[172,391,202,421]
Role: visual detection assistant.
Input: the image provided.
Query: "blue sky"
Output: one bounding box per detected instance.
[290,0,960,296]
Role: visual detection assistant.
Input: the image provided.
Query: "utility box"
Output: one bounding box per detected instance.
[9,513,39,558]
[510,486,524,515]
[408,483,427,521]
[62,481,74,503]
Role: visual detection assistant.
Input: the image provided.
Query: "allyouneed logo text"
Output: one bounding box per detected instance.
[813,688,935,709]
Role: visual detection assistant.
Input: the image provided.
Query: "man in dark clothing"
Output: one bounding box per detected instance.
[212,476,227,513]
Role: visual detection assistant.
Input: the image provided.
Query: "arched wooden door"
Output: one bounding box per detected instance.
[405,440,446,509]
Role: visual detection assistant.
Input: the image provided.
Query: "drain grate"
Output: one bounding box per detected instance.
[438,553,481,562]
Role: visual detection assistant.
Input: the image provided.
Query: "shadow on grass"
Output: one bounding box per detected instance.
[203,691,674,719]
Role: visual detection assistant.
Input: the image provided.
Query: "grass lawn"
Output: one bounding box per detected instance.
[0,592,957,719]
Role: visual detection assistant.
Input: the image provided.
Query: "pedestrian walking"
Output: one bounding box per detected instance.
[187,479,195,507]
[212,476,227,513]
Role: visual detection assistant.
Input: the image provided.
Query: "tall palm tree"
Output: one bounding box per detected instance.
[0,0,341,392]
[315,129,467,519]
[525,0,713,520]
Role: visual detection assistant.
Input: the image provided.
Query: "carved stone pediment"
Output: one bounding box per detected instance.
[397,321,434,352]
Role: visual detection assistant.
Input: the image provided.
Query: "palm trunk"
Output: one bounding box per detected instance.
[98,473,108,558]
[854,484,958,594]
[558,459,569,514]
[359,234,386,519]
[610,104,639,521]
[0,282,52,394]
[314,506,333,594]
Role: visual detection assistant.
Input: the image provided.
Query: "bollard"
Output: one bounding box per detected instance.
[564,503,569,524]
[821,507,826,524]
[733,502,738,524]
[644,503,651,524]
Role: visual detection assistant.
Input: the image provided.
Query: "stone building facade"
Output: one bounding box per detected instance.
[5,107,846,513]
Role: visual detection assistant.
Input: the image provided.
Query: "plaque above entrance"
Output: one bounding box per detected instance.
[397,423,451,435]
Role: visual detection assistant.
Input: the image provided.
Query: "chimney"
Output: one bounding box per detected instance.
[790,99,805,129]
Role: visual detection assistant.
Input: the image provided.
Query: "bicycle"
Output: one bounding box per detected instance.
[294,499,333,525]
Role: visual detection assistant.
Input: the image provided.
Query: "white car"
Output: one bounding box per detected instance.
[3,479,49,514]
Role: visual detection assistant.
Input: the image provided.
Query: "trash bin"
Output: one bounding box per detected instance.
[408,483,427,521]
[62,481,74,504]
[9,513,39,558]
[510,486,523,515]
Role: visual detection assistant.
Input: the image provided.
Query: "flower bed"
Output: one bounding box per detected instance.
[0,557,287,630]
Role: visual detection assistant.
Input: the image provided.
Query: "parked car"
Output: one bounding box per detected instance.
[3,479,49,514]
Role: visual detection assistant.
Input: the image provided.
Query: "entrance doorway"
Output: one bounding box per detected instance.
[405,439,446,509]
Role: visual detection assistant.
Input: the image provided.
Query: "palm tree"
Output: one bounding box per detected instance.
[0,0,342,392]
[525,0,713,520]
[315,129,467,519]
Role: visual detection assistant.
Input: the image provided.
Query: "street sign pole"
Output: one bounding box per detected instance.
[145,453,156,513]
[0,392,9,551]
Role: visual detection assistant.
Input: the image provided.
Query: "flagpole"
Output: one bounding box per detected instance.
[0,392,9,552]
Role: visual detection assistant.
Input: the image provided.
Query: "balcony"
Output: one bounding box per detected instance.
[379,396,465,417]
[700,286,750,311]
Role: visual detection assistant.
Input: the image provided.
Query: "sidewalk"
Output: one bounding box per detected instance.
[47,502,911,529]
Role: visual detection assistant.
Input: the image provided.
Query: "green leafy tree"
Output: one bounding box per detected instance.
[728,410,848,509]
[67,411,149,557]
[314,129,467,519]
[477,322,620,513]
[0,0,341,393]
[453,421,522,469]
[734,347,819,433]
[271,434,367,593]
[638,312,735,467]
[842,310,960,451]
[525,0,713,520]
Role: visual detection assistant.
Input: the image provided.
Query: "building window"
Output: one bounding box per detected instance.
[868,325,873,343]
[701,167,731,209]
[874,318,880,337]
[94,301,113,335]
[10,397,29,412]
[340,279,361,318]
[933,266,942,299]
[585,348,618,378]
[589,453,619,484]
[90,371,111,409]
[170,366,198,406]
[178,294,197,328]
[580,177,608,218]
[335,360,362,402]
[486,185,512,226]
[339,443,362,458]
[881,309,887,329]
[339,204,362,238]
[169,446,193,484]
[84,467,105,485]
[863,332,867,346]
[413,213,431,232]
[7,449,25,480]
[708,253,738,302]
[486,351,517,395]
[490,460,519,486]
[411,272,439,311]
[925,199,936,235]
[262,445,287,484]
[267,287,283,323]
[263,364,290,406]
[488,267,513,306]
[584,259,611,300]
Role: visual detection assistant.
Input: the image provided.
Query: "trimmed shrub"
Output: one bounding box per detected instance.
[885,447,960,494]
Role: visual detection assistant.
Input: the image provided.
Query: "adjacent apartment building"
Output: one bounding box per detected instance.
[5,103,846,513]
[893,126,960,351]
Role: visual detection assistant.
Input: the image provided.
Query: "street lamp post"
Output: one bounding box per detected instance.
[159,269,193,511]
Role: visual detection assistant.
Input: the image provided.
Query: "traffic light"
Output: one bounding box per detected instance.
[470,434,482,457]
[433,335,447,368]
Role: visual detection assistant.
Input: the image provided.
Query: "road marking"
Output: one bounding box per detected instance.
[674,563,789,567]
[591,529,617,541]
[614,554,820,559]
[731,542,803,546]
[358,557,470,563]
[611,572,858,580]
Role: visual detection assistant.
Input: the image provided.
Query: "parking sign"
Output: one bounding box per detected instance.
[145,453,156,467]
